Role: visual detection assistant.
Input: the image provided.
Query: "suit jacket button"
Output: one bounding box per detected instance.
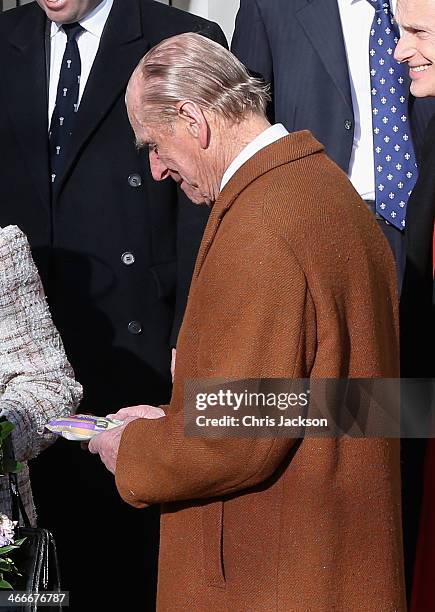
[121,252,135,266]
[128,173,142,187]
[344,119,353,130]
[128,321,142,335]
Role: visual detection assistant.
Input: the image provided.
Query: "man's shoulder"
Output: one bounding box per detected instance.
[139,0,227,47]
[241,142,372,246]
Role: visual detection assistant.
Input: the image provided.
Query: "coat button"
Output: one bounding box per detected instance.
[128,173,142,187]
[121,252,135,266]
[344,119,353,130]
[128,321,142,335]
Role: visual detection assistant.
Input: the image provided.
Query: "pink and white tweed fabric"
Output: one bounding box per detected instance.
[0,225,82,525]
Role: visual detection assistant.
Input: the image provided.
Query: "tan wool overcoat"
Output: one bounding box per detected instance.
[116,132,405,611]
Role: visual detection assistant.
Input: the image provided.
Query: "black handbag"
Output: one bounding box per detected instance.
[6,471,63,611]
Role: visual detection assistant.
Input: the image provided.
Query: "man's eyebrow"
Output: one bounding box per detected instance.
[135,138,151,152]
[401,22,430,31]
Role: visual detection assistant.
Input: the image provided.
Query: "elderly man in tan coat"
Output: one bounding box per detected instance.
[89,34,405,611]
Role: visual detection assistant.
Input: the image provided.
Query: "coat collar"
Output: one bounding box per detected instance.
[193,131,324,278]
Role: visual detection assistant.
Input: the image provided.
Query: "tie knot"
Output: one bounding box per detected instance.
[62,22,84,42]
[367,0,392,12]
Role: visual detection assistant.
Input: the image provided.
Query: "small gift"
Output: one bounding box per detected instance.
[45,414,123,441]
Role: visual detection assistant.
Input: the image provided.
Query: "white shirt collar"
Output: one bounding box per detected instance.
[220,124,289,192]
[50,0,113,39]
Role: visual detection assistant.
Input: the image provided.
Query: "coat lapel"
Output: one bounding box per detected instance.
[6,5,51,212]
[295,0,353,112]
[193,132,324,278]
[57,0,148,193]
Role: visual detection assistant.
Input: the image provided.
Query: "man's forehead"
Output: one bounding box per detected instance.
[134,124,154,147]
[125,71,143,111]
[397,0,434,20]
[134,121,169,148]
[396,0,410,16]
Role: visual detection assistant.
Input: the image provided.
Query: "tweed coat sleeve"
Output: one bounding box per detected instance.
[116,227,311,507]
[0,225,82,462]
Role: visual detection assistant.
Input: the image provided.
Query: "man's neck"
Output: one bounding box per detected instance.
[224,116,272,172]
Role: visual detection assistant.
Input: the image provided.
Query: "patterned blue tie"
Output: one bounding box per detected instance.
[368,0,417,230]
[49,22,83,188]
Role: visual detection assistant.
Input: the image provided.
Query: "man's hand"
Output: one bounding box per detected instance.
[88,405,165,474]
[107,405,166,421]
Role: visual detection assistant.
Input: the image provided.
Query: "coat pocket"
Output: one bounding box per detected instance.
[202,500,226,589]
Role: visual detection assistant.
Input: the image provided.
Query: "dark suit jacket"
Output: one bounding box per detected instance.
[400,113,435,377]
[231,0,435,170]
[0,0,226,414]
[399,112,435,604]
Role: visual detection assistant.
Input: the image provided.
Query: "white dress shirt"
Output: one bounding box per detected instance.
[337,0,397,200]
[220,123,289,192]
[48,0,114,125]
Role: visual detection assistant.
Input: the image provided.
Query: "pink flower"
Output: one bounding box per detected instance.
[0,514,17,547]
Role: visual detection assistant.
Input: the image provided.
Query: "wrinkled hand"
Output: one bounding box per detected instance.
[106,405,166,421]
[88,405,165,474]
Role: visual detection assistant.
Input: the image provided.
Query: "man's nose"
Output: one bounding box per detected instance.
[149,150,169,181]
[394,34,413,64]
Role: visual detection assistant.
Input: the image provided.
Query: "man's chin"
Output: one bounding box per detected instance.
[180,183,210,206]
[410,78,435,98]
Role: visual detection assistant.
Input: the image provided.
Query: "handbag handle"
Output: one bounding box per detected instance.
[8,471,32,528]
[0,417,32,527]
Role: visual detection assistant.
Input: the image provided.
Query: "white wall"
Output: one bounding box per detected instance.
[209,0,240,43]
[2,0,32,8]
[171,0,240,44]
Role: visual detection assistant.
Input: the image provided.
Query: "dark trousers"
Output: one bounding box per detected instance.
[364,200,406,291]
[30,439,160,612]
[378,220,406,292]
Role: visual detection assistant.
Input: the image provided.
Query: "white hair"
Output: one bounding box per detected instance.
[132,32,271,123]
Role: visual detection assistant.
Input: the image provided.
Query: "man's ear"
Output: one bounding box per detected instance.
[176,101,209,149]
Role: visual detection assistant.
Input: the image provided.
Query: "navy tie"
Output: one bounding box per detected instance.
[367,0,417,230]
[49,22,83,187]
